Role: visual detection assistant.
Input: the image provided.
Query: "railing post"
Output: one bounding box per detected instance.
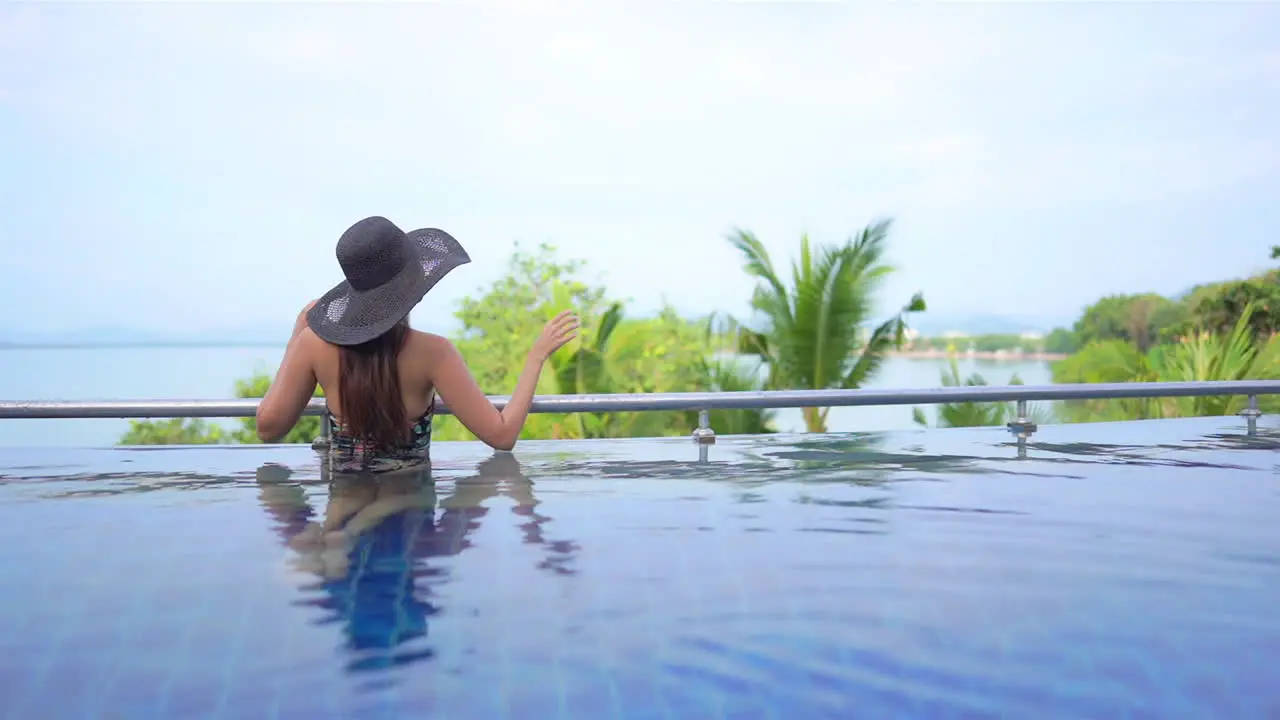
[1007,399,1037,459]
[692,408,715,463]
[1240,394,1262,437]
[312,409,332,451]
[692,409,716,444]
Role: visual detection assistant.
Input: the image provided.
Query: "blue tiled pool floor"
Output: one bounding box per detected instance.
[1,417,1278,719]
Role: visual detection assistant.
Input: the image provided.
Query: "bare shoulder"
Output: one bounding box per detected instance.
[406,330,460,367]
[408,329,454,351]
[294,327,326,357]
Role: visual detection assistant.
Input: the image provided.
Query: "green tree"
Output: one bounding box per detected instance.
[1175,278,1280,341]
[730,220,925,432]
[1053,304,1280,422]
[1043,327,1079,354]
[911,358,1052,428]
[1073,293,1187,352]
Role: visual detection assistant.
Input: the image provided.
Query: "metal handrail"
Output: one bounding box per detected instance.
[1,380,1276,419]
[2,381,1272,456]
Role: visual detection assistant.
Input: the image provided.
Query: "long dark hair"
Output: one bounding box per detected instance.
[338,317,410,448]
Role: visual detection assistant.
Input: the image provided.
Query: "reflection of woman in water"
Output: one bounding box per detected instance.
[255,454,578,672]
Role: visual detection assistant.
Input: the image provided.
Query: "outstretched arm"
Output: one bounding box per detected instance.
[428,311,579,451]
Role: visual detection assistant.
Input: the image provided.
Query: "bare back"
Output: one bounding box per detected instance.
[308,328,442,424]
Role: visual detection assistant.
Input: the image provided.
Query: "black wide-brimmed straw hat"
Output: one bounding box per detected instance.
[307,216,471,346]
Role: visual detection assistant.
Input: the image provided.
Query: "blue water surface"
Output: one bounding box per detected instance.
[0,417,1278,719]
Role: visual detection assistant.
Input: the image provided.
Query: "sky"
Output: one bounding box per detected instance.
[1,2,1277,338]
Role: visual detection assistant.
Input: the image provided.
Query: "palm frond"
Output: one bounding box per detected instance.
[594,302,624,352]
[728,229,792,323]
[842,292,926,388]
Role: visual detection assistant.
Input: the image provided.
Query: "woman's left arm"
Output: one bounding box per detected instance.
[256,302,320,443]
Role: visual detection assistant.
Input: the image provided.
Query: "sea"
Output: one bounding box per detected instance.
[0,345,1054,447]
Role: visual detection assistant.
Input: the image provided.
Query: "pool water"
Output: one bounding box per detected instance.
[1,417,1278,719]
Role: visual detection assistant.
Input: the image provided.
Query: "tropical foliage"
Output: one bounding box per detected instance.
[1172,278,1280,341]
[116,229,1280,445]
[1052,305,1280,422]
[730,220,925,432]
[1030,246,1280,424]
[431,244,773,442]
[1044,246,1280,355]
[910,358,1053,429]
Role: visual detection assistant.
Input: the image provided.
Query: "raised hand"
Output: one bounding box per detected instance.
[532,310,580,361]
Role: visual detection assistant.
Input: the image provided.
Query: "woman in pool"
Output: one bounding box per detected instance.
[254,215,579,470]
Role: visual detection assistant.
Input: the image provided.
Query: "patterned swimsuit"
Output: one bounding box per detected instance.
[326,401,434,474]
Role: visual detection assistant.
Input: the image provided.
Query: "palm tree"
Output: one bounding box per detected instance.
[911,358,1053,428]
[730,220,926,433]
